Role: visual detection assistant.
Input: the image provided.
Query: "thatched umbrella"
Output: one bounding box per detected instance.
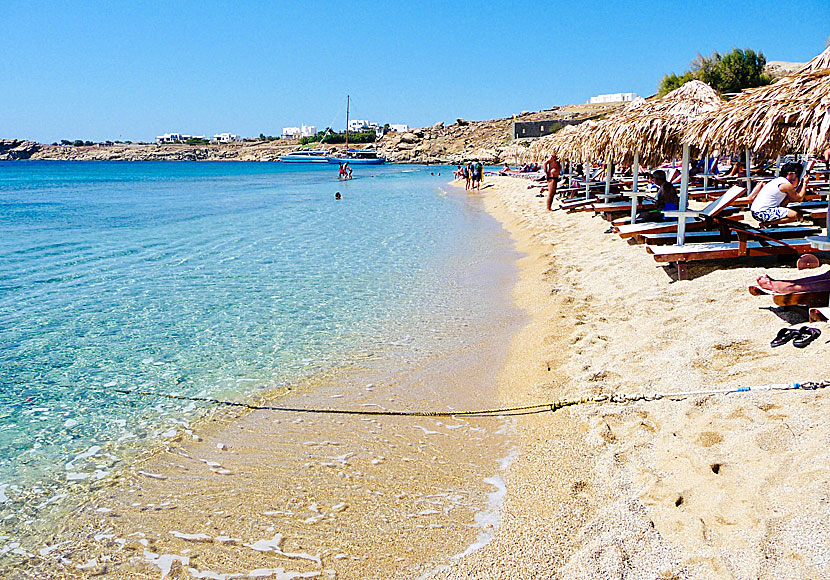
[579,81,722,227]
[685,47,830,246]
[684,46,830,156]
[606,80,722,165]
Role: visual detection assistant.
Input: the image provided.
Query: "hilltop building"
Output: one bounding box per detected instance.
[156,133,206,144]
[282,125,317,139]
[212,133,239,143]
[348,120,380,133]
[587,92,641,104]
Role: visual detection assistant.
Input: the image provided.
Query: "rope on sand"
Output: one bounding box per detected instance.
[14,380,830,417]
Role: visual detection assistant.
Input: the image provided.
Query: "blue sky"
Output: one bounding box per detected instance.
[2,1,828,143]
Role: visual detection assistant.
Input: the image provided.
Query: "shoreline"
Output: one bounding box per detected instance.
[432,176,830,579]
[14,178,527,579]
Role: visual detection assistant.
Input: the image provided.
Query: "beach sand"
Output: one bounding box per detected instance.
[431,176,830,579]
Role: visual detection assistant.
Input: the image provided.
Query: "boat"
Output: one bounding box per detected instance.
[278,148,331,163]
[325,95,386,165]
[327,149,386,165]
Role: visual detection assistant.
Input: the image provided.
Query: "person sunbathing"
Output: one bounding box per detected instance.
[747,162,809,226]
[757,270,830,294]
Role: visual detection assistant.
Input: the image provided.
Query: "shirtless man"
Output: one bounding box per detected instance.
[747,162,809,225]
[543,153,561,211]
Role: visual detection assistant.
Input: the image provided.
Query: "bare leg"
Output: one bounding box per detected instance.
[757,271,830,293]
[545,180,556,211]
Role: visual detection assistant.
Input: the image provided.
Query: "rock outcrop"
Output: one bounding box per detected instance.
[0,139,41,160]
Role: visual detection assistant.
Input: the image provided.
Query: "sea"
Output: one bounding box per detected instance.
[0,161,522,565]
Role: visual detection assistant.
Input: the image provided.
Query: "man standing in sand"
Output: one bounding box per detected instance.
[543,153,561,211]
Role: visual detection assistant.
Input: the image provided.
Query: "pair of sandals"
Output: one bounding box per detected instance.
[771,326,822,348]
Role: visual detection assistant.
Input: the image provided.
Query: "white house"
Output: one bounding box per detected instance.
[156,133,207,143]
[389,124,409,133]
[587,92,641,104]
[157,133,187,143]
[212,133,239,143]
[301,125,316,138]
[347,119,379,133]
[282,127,301,139]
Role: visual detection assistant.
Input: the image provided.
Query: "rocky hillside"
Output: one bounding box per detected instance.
[0,139,302,161]
[375,103,624,164]
[1,103,624,164]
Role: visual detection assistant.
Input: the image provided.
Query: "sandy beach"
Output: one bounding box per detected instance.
[432,176,830,579]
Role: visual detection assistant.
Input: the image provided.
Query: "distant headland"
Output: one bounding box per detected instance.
[0,103,622,165]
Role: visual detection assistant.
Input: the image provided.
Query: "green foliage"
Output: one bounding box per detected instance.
[185,138,209,145]
[658,48,773,96]
[60,140,71,146]
[320,131,376,144]
[300,130,377,145]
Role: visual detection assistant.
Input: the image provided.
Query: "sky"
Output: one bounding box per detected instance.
[2,1,828,143]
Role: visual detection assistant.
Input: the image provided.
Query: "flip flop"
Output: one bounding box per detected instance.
[770,327,799,347]
[792,326,821,348]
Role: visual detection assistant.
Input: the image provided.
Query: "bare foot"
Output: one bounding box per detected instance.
[756,274,776,291]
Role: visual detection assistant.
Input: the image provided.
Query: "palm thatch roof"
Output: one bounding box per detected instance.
[603,80,722,165]
[525,121,598,162]
[684,47,830,155]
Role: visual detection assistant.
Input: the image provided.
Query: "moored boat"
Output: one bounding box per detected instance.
[279,149,331,163]
[327,149,386,165]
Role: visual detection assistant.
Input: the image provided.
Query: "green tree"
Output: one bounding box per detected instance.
[658,48,773,96]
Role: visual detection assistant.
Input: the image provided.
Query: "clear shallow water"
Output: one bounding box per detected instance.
[0,161,517,524]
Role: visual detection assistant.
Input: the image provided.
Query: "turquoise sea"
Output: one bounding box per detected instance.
[0,161,519,536]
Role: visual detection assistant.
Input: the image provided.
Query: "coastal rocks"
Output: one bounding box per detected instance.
[400,132,420,144]
[0,139,40,160]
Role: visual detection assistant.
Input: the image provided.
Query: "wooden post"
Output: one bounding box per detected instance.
[630,152,640,223]
[676,144,691,246]
[745,149,752,192]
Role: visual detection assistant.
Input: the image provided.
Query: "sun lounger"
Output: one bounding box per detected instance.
[615,185,746,239]
[641,225,820,245]
[809,307,830,322]
[648,237,818,279]
[748,285,830,307]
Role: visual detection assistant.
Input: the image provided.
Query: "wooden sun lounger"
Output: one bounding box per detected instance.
[611,211,744,230]
[615,185,747,239]
[748,285,830,307]
[809,307,830,322]
[647,237,818,279]
[641,225,820,245]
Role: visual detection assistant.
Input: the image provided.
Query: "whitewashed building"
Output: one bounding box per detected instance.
[347,119,380,133]
[156,133,207,143]
[157,133,186,143]
[389,124,409,133]
[301,125,316,138]
[587,92,641,104]
[212,133,239,143]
